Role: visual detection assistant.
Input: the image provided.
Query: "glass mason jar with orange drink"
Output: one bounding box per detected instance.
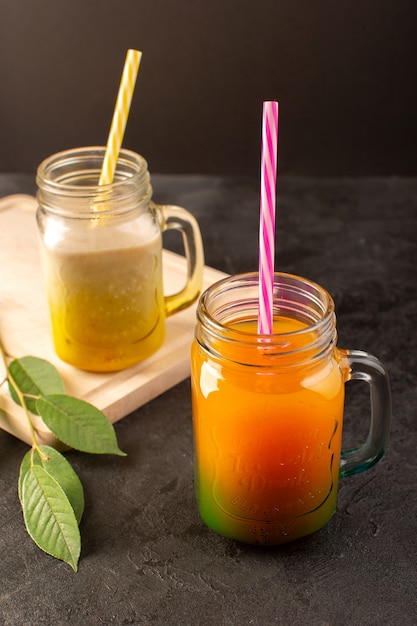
[191,272,391,545]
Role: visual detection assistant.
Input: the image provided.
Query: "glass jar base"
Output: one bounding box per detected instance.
[54,332,165,372]
[197,494,337,546]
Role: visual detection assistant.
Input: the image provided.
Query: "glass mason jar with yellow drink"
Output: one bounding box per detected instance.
[36,147,204,372]
[191,272,391,545]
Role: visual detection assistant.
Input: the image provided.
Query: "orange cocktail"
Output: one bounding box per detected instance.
[191,272,391,544]
[192,312,344,545]
[191,273,391,546]
[190,269,348,546]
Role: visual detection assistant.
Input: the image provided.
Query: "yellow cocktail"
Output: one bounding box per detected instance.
[41,234,164,371]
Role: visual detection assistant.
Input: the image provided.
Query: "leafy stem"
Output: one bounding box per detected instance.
[0,339,126,571]
[0,339,47,460]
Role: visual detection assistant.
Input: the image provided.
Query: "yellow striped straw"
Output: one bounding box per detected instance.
[99,49,142,186]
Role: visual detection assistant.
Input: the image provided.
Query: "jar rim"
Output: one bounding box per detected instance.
[197,271,335,344]
[36,146,149,194]
[36,147,152,216]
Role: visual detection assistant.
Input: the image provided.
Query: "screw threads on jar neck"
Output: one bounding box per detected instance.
[36,146,152,217]
[195,272,337,369]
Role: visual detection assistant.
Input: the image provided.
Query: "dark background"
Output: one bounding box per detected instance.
[1,0,416,176]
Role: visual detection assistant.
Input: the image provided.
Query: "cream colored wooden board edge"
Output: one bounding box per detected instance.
[0,194,227,448]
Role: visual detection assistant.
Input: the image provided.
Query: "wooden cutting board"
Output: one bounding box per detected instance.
[0,194,227,447]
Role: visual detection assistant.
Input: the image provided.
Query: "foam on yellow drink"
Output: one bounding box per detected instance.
[191,317,345,544]
[40,228,164,372]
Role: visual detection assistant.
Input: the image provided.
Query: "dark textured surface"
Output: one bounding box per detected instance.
[0,174,416,625]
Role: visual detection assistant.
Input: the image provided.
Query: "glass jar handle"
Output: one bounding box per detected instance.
[152,202,205,316]
[339,349,391,478]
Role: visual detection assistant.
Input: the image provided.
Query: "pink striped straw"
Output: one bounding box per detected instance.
[258,100,279,335]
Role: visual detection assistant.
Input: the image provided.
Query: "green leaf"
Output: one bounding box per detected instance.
[36,394,126,456]
[19,446,84,524]
[21,465,81,571]
[8,356,65,414]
